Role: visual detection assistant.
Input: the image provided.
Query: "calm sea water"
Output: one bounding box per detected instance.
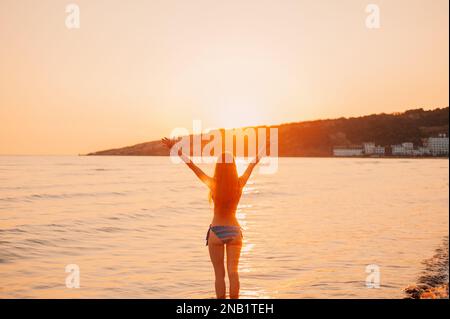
[0,156,448,298]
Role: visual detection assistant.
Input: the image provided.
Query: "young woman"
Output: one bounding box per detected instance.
[161,137,264,299]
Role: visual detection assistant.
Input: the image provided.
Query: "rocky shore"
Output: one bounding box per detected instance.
[404,237,449,299]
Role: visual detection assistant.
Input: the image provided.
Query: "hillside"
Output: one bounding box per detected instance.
[87,107,449,157]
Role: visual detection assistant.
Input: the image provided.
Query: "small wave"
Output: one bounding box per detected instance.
[0,227,26,234]
[25,238,50,246]
[96,226,125,233]
[355,161,381,165]
[0,191,128,202]
[0,251,25,263]
[91,168,121,172]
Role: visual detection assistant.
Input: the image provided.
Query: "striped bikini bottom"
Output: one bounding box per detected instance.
[206,225,243,246]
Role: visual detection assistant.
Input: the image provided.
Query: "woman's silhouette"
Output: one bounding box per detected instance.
[162,137,264,299]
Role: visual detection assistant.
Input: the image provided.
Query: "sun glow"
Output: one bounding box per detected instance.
[213,102,268,129]
[0,1,448,155]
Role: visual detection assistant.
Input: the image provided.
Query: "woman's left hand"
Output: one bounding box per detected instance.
[161,137,176,149]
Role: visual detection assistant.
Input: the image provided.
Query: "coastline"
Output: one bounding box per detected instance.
[81,153,449,159]
[83,107,449,157]
[404,237,449,299]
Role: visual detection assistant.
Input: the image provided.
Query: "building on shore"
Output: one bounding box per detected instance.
[424,134,449,156]
[373,145,385,155]
[416,147,431,156]
[363,142,375,154]
[363,142,385,156]
[391,142,414,156]
[333,135,448,157]
[333,146,364,157]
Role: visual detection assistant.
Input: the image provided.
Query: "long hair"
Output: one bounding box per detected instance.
[209,152,241,207]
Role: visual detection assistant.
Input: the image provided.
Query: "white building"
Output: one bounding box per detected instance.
[374,146,385,155]
[402,142,414,150]
[425,134,449,156]
[391,144,403,156]
[416,147,431,156]
[363,142,385,156]
[391,142,414,156]
[333,146,364,157]
[411,147,431,156]
[363,142,376,155]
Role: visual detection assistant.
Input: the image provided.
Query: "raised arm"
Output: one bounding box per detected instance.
[239,146,265,188]
[162,137,213,188]
[179,152,213,188]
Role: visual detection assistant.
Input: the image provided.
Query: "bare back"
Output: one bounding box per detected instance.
[210,182,244,226]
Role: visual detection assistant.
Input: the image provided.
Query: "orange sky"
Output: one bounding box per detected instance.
[0,0,448,155]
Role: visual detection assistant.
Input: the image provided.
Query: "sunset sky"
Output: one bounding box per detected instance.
[0,0,448,155]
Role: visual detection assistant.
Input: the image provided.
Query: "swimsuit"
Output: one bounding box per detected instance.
[205,225,242,246]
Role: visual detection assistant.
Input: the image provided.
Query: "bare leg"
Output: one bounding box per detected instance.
[226,237,242,299]
[208,232,226,299]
